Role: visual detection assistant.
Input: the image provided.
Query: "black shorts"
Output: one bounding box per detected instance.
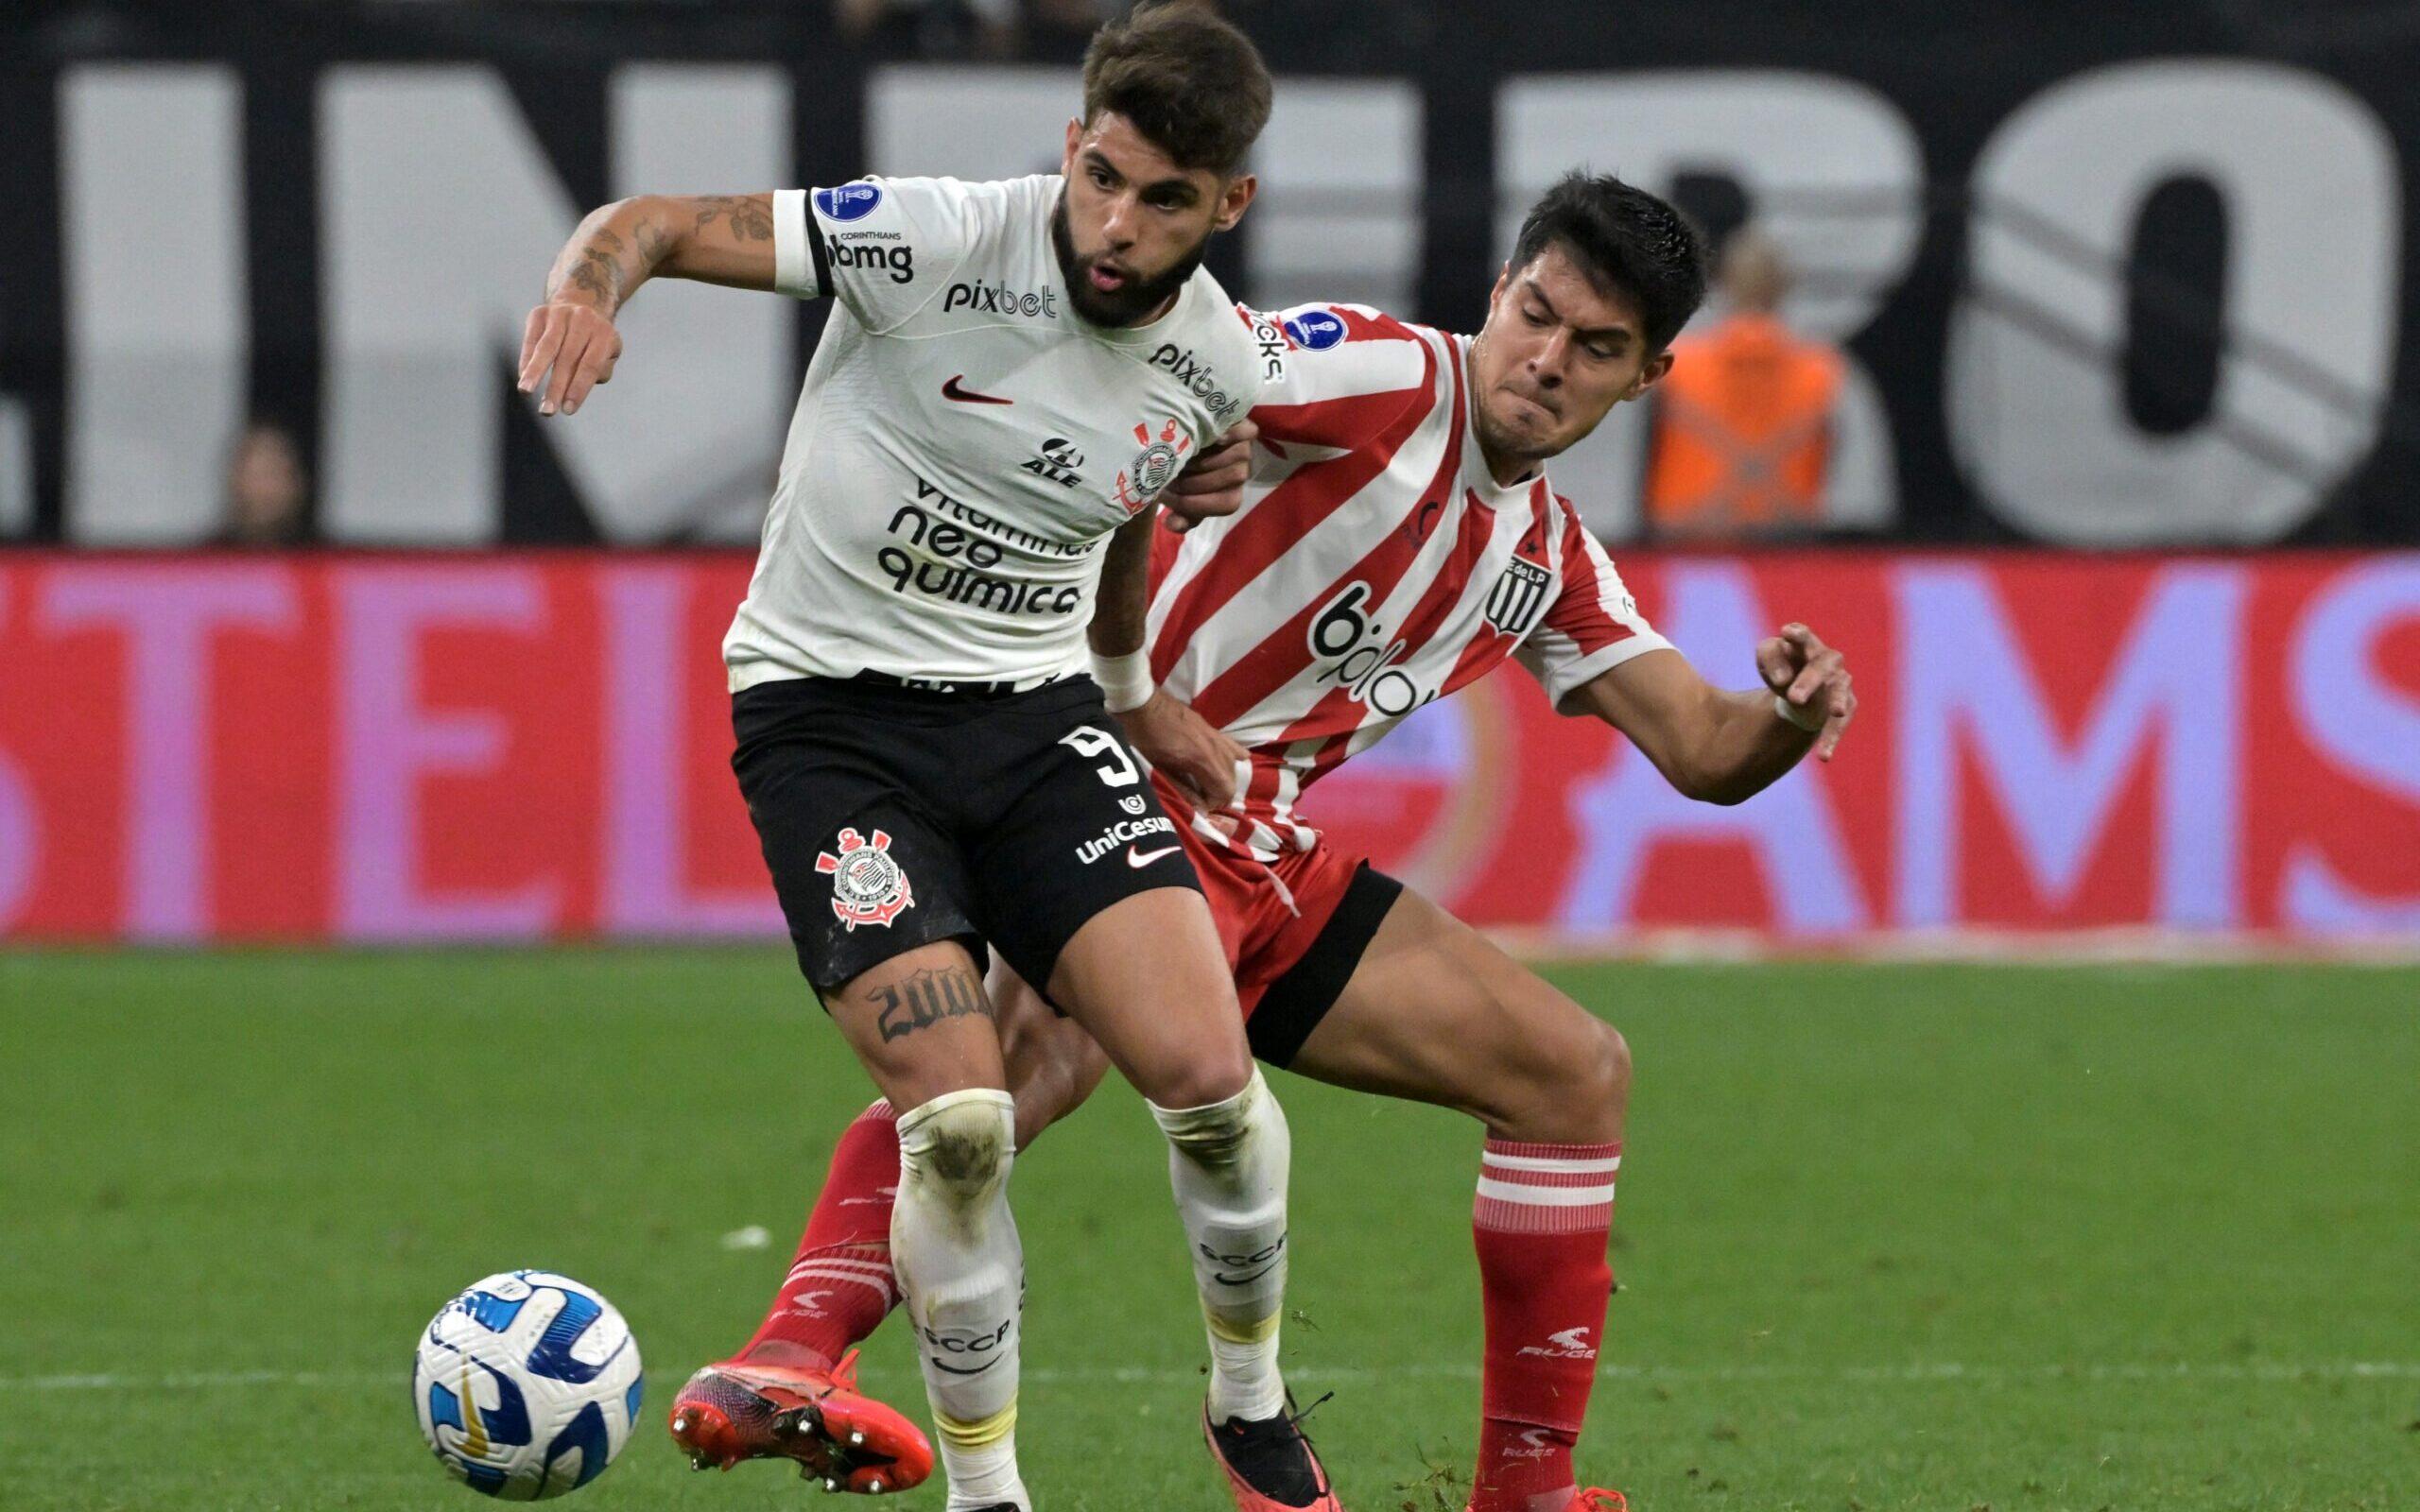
[732,674,1202,997]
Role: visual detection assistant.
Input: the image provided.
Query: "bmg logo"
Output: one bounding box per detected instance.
[830,240,915,285]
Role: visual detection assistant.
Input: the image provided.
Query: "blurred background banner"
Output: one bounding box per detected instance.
[5,0,2420,550]
[5,549,2414,944]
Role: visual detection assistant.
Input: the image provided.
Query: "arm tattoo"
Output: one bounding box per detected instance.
[691,194,774,242]
[871,966,994,1043]
[565,246,622,305]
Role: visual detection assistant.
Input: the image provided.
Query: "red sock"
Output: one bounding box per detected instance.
[738,1100,903,1368]
[1469,1138,1621,1512]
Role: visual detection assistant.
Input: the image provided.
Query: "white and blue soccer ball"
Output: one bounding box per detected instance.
[413,1270,645,1499]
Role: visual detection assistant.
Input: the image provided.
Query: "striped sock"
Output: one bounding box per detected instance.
[1469,1139,1621,1512]
[740,1101,901,1367]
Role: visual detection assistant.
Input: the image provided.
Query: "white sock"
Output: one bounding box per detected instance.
[1150,1066,1290,1423]
[891,1089,1029,1511]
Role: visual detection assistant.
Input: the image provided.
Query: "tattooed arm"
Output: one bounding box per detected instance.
[518,194,778,416]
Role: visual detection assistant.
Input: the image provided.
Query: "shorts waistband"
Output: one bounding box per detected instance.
[851,668,1080,699]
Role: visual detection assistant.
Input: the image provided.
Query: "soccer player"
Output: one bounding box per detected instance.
[713,172,1859,1512]
[517,9,1339,1512]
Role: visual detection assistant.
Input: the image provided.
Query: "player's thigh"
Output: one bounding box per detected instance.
[821,938,1007,1111]
[731,679,1000,1108]
[1048,886,1252,1109]
[965,693,1251,1109]
[985,960,1115,1150]
[1288,885,1628,1141]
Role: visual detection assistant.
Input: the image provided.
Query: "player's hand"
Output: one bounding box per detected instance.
[1159,419,1257,535]
[1114,689,1249,812]
[517,301,625,417]
[1754,622,1856,762]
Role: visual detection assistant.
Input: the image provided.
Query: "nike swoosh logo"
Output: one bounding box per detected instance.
[1127,844,1182,868]
[942,374,1012,405]
[1213,1261,1281,1287]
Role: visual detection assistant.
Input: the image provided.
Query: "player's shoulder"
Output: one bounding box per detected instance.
[811,172,1042,240]
[1236,301,1446,447]
[1256,301,1430,356]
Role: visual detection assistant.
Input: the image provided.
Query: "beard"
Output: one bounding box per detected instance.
[1051,189,1210,328]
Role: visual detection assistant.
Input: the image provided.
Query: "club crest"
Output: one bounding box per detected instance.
[815,827,914,930]
[1484,556,1553,638]
[1115,417,1195,515]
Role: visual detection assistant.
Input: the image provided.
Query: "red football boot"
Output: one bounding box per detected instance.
[1202,1399,1346,1511]
[667,1349,932,1494]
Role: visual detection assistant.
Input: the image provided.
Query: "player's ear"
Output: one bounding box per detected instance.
[1214,172,1257,232]
[1624,350,1677,403]
[1063,117,1083,172]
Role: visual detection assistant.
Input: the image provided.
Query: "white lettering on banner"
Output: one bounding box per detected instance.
[335,567,561,938]
[43,568,297,939]
[1250,81,1422,313]
[1498,71,1921,539]
[597,566,786,933]
[1557,562,1871,932]
[61,65,247,545]
[1948,60,2401,545]
[322,66,789,544]
[0,399,31,537]
[2282,561,2420,931]
[1893,564,2247,927]
[0,582,38,928]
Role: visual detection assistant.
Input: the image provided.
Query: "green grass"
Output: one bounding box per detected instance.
[2,950,2415,1511]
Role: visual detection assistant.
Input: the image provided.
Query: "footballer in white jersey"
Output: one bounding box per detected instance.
[516,10,1340,1512]
[721,173,1863,1512]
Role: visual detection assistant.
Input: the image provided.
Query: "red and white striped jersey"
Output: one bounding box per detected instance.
[1145,303,1671,859]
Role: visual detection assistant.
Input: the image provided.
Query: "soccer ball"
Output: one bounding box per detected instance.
[412,1270,644,1499]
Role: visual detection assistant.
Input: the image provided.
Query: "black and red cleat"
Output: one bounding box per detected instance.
[1203,1398,1346,1511]
[667,1349,933,1494]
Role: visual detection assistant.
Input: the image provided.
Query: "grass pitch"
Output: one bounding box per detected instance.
[2,949,2413,1511]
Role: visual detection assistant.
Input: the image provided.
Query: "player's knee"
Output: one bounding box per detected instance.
[1138,1041,1254,1113]
[896,1088,1017,1213]
[1582,1018,1633,1123]
[1486,1000,1629,1143]
[1151,1063,1286,1168]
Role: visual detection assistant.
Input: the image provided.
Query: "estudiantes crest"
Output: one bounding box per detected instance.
[815,827,914,930]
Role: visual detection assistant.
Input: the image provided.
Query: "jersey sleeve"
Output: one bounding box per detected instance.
[1238,302,1438,453]
[1516,496,1674,708]
[771,176,985,332]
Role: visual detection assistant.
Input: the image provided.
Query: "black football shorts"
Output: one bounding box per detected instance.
[731,674,1202,997]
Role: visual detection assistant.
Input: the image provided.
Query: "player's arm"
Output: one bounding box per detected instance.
[1564,624,1854,805]
[1091,512,1248,810]
[517,194,782,416]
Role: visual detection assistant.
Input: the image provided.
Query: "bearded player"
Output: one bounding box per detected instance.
[519,9,1352,1512]
[698,174,1858,1512]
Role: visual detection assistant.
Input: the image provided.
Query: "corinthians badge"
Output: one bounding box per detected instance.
[816,827,914,930]
[1115,417,1195,515]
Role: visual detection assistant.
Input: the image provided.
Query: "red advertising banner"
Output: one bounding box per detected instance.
[3,552,2415,944]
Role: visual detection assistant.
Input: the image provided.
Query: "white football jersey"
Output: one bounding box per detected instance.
[723,174,1275,690]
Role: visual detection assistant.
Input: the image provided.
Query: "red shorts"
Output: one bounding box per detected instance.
[1155,775,1405,1068]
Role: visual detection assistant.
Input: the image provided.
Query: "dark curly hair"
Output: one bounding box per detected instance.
[1511,172,1710,352]
[1080,3,1272,178]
